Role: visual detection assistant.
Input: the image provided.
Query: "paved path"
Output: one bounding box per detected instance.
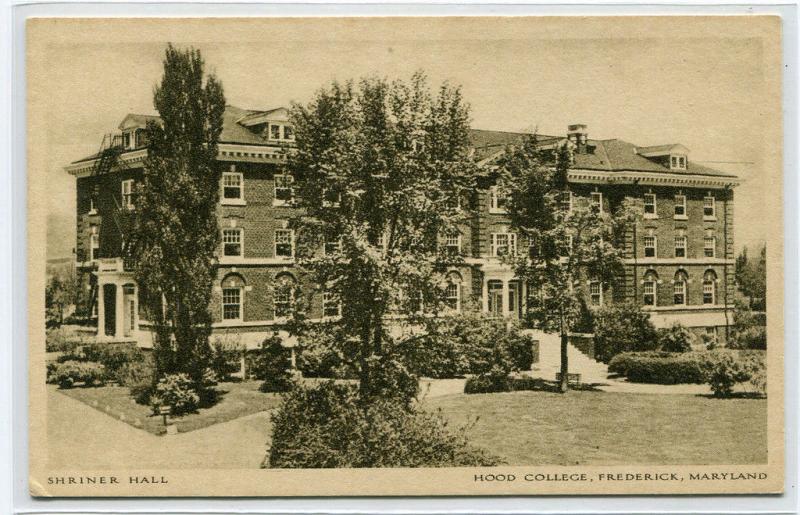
[47,387,272,470]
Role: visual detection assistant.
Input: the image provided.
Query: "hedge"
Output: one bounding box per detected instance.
[608,351,711,384]
[49,360,106,389]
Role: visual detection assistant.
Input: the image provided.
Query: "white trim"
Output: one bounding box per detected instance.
[221,169,245,205]
[222,227,244,258]
[626,258,733,265]
[568,169,739,188]
[274,228,295,259]
[273,174,295,207]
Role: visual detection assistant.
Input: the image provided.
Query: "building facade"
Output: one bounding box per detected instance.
[65,108,739,349]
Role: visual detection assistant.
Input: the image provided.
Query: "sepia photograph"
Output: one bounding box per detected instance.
[26,16,784,496]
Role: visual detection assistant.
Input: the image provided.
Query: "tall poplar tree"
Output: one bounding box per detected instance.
[287,73,478,400]
[129,44,226,387]
[498,137,638,392]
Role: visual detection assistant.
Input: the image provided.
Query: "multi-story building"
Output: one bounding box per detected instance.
[65,108,739,349]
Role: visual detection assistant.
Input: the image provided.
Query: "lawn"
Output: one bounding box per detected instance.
[424,390,767,466]
[58,380,282,435]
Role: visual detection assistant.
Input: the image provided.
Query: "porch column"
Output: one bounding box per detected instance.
[501,280,509,315]
[96,280,105,338]
[115,281,125,339]
[482,277,489,313]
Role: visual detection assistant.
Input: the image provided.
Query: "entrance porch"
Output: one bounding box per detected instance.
[95,258,139,342]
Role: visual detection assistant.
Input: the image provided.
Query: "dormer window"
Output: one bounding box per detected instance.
[670,155,687,170]
[269,124,295,141]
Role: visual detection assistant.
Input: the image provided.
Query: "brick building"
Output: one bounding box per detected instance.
[65,108,739,348]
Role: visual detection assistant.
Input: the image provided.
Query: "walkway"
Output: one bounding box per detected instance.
[47,386,272,470]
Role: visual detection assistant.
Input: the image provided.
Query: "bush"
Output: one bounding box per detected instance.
[118,358,156,404]
[255,334,294,393]
[210,339,244,381]
[45,328,82,354]
[733,326,767,350]
[295,326,360,379]
[267,381,502,468]
[593,303,659,363]
[464,366,512,394]
[150,373,200,415]
[608,351,711,384]
[706,350,766,397]
[51,360,106,389]
[82,342,144,382]
[398,313,535,379]
[658,323,695,353]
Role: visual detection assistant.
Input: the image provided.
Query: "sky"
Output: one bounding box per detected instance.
[41,18,775,259]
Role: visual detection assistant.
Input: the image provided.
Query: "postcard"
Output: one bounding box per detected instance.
[27,16,783,496]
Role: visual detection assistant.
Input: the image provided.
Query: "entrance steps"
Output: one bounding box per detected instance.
[523,330,609,385]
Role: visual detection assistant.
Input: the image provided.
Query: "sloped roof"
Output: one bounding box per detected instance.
[73,107,737,178]
[118,113,161,130]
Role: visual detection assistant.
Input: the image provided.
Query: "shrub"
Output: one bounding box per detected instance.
[150,373,200,415]
[45,328,82,354]
[464,366,512,394]
[118,358,156,404]
[82,342,144,382]
[51,360,106,389]
[210,338,244,381]
[398,313,535,379]
[593,302,659,363]
[267,381,502,468]
[608,351,711,384]
[733,326,767,350]
[295,326,360,379]
[256,334,294,393]
[362,354,419,407]
[706,350,766,397]
[658,323,695,353]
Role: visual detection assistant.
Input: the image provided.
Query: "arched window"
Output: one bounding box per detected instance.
[643,270,658,306]
[274,273,296,318]
[221,273,246,321]
[444,272,462,312]
[703,270,718,305]
[673,271,688,306]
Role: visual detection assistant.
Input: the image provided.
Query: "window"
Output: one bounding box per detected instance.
[561,190,573,212]
[643,193,656,216]
[491,233,517,257]
[275,229,294,258]
[122,132,131,149]
[274,174,294,206]
[643,279,656,306]
[443,233,461,255]
[322,291,341,318]
[489,186,506,213]
[444,274,461,312]
[274,276,295,318]
[590,192,603,213]
[89,225,99,262]
[704,234,716,258]
[703,195,716,218]
[324,237,341,256]
[528,239,540,259]
[589,281,603,306]
[644,234,657,258]
[703,271,717,305]
[376,234,386,251]
[674,234,687,258]
[270,124,281,140]
[222,288,242,320]
[671,155,686,170]
[679,156,686,168]
[222,170,243,201]
[121,179,134,209]
[674,194,687,218]
[283,125,294,140]
[673,274,687,306]
[222,228,243,257]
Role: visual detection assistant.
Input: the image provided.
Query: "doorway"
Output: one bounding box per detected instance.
[487,280,503,317]
[103,284,116,336]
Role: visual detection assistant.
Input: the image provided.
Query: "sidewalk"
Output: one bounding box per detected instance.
[47,386,272,470]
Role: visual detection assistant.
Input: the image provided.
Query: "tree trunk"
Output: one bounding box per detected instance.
[559,330,569,393]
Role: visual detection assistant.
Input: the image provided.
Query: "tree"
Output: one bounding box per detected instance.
[736,244,766,310]
[46,269,79,327]
[286,72,479,401]
[498,136,638,392]
[129,44,226,389]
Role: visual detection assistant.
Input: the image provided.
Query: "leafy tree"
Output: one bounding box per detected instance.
[46,269,80,327]
[498,136,638,392]
[129,44,226,389]
[286,72,479,402]
[593,302,658,363]
[735,244,766,310]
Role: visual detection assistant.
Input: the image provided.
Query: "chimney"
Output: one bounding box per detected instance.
[567,124,588,154]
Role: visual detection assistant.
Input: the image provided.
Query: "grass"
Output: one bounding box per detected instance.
[59,380,282,435]
[424,390,767,466]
